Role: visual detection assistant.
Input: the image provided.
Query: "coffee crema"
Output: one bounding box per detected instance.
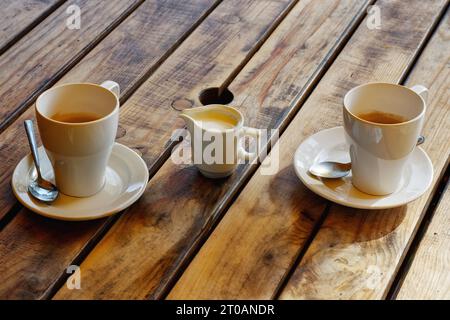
[356,111,406,124]
[51,112,102,123]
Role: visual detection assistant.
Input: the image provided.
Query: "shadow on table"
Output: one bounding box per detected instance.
[270,165,407,244]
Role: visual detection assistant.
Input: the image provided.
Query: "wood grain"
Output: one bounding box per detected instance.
[0,212,106,299]
[54,0,373,300]
[280,5,450,300]
[0,0,143,131]
[0,0,219,221]
[396,179,450,300]
[168,0,449,299]
[114,0,297,169]
[0,0,297,299]
[0,0,64,54]
[0,0,221,299]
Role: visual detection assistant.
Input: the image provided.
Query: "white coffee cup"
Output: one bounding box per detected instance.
[343,82,427,195]
[35,81,120,197]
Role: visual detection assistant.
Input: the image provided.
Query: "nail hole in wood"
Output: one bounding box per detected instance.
[199,87,234,106]
[171,98,194,111]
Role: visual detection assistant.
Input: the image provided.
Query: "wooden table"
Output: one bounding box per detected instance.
[0,0,448,300]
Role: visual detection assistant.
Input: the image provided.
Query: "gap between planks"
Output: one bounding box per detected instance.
[387,162,450,299]
[165,2,446,297]
[1,0,303,300]
[43,0,304,299]
[0,0,145,134]
[157,0,375,300]
[21,0,226,300]
[136,0,302,180]
[48,0,376,300]
[217,0,301,95]
[41,212,123,299]
[116,0,224,105]
[0,0,222,225]
[273,1,450,299]
[0,0,68,56]
[271,203,332,299]
[396,0,450,85]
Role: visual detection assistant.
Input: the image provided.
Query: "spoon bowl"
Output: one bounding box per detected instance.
[309,161,351,179]
[28,170,59,203]
[24,120,59,203]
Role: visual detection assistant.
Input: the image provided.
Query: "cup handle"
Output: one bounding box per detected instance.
[410,85,428,102]
[101,80,120,98]
[238,127,261,162]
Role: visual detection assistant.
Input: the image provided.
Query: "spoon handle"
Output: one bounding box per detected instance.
[24,120,42,176]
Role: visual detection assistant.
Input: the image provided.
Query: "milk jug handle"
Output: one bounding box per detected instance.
[238,127,260,162]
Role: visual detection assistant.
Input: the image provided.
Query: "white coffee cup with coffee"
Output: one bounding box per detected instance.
[35,81,120,197]
[343,82,427,195]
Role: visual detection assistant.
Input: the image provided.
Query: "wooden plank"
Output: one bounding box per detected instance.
[0,0,65,54]
[0,213,107,299]
[0,0,221,299]
[0,0,143,131]
[395,176,450,300]
[114,0,297,168]
[0,0,297,299]
[0,0,295,223]
[167,0,449,299]
[280,5,450,300]
[54,0,374,300]
[0,0,219,221]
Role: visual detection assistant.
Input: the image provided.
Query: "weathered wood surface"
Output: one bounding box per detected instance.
[0,0,298,299]
[0,0,448,301]
[280,5,450,300]
[0,0,219,221]
[114,0,297,168]
[55,0,373,300]
[168,0,449,299]
[396,178,450,300]
[0,0,221,299]
[0,0,143,132]
[0,0,64,54]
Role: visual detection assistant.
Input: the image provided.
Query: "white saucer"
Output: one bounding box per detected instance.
[12,143,149,221]
[293,127,433,209]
